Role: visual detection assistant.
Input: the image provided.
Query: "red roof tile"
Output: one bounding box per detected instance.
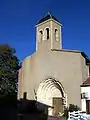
[83,77,90,85]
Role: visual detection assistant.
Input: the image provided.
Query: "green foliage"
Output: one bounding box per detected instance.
[63,104,80,119]
[68,104,80,112]
[0,44,20,98]
[63,107,69,119]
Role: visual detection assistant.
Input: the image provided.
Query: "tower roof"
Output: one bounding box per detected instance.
[37,12,60,25]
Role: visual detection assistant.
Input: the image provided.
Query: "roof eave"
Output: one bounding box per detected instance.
[81,52,90,65]
[35,18,62,27]
[80,84,90,87]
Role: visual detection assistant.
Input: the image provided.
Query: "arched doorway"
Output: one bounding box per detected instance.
[37,77,67,116]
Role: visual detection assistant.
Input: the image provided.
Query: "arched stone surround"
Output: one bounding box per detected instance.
[37,77,67,115]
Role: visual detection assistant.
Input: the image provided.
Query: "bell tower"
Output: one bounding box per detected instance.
[36,13,62,51]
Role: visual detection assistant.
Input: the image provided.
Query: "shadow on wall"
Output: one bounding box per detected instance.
[17,99,49,120]
[0,96,49,120]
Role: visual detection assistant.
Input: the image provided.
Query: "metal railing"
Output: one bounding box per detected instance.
[68,111,90,120]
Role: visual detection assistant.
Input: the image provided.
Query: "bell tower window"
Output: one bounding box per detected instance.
[23,92,27,99]
[46,28,49,40]
[39,30,43,41]
[55,29,58,41]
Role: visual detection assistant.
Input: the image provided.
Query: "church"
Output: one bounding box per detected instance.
[18,13,90,115]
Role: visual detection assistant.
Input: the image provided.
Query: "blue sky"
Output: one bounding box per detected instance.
[0,0,90,62]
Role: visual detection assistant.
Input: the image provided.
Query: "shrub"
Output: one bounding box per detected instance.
[68,104,80,112]
[63,107,69,119]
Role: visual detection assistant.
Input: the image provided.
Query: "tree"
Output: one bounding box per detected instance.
[0,44,20,98]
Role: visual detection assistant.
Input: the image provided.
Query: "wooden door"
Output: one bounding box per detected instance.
[53,97,63,116]
[86,100,90,114]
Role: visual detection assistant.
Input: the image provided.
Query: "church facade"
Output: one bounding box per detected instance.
[18,13,90,115]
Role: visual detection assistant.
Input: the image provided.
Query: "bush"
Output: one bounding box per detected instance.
[63,104,80,119]
[68,104,80,112]
[63,107,69,119]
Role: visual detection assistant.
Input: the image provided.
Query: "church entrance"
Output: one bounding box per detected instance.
[37,77,67,116]
[53,97,63,116]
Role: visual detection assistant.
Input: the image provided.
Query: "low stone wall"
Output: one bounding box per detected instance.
[48,116,65,120]
[17,114,47,120]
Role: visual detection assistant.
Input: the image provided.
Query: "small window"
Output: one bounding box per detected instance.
[39,30,43,41]
[81,92,88,99]
[23,92,27,99]
[46,28,49,40]
[55,29,57,33]
[55,29,58,41]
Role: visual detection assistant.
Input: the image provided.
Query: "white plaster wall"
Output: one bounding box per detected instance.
[19,53,37,99]
[80,55,89,82]
[51,20,62,49]
[19,50,85,107]
[18,45,90,109]
[81,86,90,111]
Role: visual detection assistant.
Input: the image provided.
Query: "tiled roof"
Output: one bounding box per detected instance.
[81,77,90,87]
[83,77,90,85]
[37,12,60,24]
